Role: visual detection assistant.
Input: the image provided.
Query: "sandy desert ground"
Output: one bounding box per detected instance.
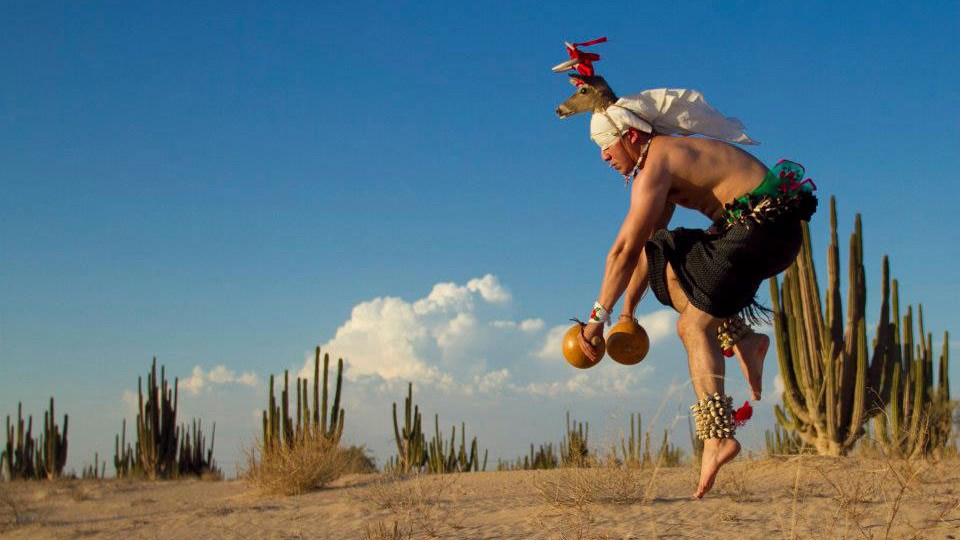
[2,455,959,539]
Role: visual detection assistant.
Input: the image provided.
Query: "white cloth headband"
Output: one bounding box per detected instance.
[590,88,758,148]
[590,107,653,149]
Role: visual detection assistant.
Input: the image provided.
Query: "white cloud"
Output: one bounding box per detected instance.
[636,309,677,345]
[773,371,785,397]
[122,390,138,418]
[536,324,570,361]
[181,365,259,395]
[519,318,545,332]
[307,275,655,399]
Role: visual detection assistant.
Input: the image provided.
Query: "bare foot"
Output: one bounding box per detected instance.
[733,332,769,400]
[694,437,741,499]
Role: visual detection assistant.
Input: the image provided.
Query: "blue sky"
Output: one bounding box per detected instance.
[2,1,958,473]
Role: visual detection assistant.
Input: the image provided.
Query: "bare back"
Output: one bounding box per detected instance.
[649,136,769,223]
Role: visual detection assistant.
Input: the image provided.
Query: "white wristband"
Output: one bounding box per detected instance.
[588,302,611,325]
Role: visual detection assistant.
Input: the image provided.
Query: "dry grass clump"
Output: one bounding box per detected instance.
[530,453,671,540]
[0,483,34,532]
[356,470,463,538]
[244,433,353,496]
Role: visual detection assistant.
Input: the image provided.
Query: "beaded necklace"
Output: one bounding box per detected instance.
[623,135,654,187]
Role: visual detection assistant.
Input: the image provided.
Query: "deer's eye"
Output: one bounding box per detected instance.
[578,87,588,94]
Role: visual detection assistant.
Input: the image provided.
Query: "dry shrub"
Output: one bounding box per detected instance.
[0,483,33,531]
[341,445,378,475]
[717,464,754,503]
[356,471,462,538]
[244,433,351,496]
[531,456,655,540]
[363,519,408,540]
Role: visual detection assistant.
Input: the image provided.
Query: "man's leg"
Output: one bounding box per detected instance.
[719,315,770,401]
[733,331,769,401]
[663,263,741,499]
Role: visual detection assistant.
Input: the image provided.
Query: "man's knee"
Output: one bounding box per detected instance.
[676,307,720,341]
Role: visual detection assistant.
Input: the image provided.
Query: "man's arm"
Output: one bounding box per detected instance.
[594,165,672,317]
[620,202,675,319]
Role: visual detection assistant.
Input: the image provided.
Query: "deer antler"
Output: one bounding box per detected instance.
[550,37,607,78]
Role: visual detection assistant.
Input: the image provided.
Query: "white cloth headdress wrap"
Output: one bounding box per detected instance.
[590,88,758,149]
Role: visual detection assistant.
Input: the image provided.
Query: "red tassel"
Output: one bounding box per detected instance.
[733,401,753,427]
[572,36,608,47]
[722,348,734,357]
[564,37,607,77]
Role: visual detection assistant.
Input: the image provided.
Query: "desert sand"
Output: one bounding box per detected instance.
[2,455,959,539]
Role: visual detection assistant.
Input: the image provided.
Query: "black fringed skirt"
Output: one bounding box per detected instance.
[645,191,817,324]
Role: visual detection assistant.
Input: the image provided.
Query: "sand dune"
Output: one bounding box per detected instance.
[2,456,959,539]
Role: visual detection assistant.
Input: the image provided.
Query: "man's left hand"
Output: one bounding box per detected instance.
[578,322,605,363]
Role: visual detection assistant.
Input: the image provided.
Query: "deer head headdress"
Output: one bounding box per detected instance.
[552,38,759,150]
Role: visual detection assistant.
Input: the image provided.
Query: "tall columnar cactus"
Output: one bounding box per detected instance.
[617,413,682,468]
[38,397,68,480]
[391,382,427,474]
[764,423,811,456]
[425,417,487,473]
[771,197,897,455]
[618,413,651,468]
[82,453,106,480]
[3,403,38,480]
[561,411,590,467]
[872,300,952,457]
[114,418,137,477]
[178,419,219,477]
[135,358,180,478]
[528,443,559,470]
[262,347,345,449]
[496,443,559,471]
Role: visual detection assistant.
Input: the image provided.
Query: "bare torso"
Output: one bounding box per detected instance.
[648,136,769,223]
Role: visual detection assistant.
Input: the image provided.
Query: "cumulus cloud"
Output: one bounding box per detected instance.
[636,310,677,344]
[181,365,259,395]
[122,390,138,417]
[773,371,785,397]
[306,274,657,398]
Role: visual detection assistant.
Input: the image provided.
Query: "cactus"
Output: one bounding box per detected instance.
[114,418,137,477]
[654,430,683,467]
[391,382,427,474]
[82,453,106,480]
[178,419,220,477]
[529,442,559,470]
[134,358,180,478]
[764,423,812,456]
[496,443,559,471]
[618,413,683,467]
[561,411,590,467]
[262,347,345,450]
[425,417,487,473]
[2,403,39,480]
[617,413,654,468]
[114,358,217,479]
[426,414,455,473]
[2,399,68,481]
[770,197,898,455]
[37,397,68,480]
[872,301,952,457]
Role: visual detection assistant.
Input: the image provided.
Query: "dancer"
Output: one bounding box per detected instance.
[553,39,817,498]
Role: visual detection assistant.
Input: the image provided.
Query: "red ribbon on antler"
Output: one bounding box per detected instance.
[565,36,607,78]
